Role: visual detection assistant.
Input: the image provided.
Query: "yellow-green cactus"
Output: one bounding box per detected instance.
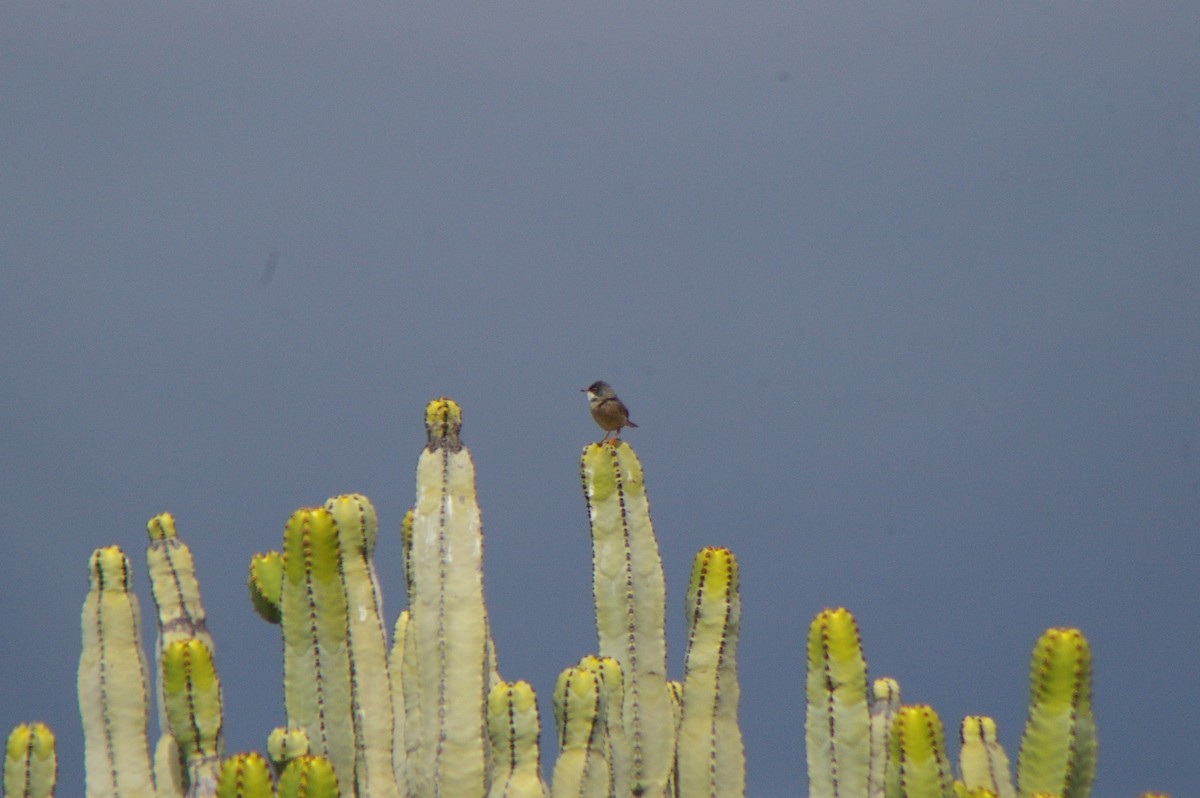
[550,666,610,798]
[805,607,870,798]
[215,752,272,798]
[387,611,411,796]
[278,507,355,796]
[161,638,224,796]
[8,397,1148,798]
[575,655,630,797]
[267,727,311,774]
[247,552,284,625]
[677,546,744,798]
[579,441,675,798]
[323,494,402,798]
[869,677,901,798]
[408,398,490,798]
[146,514,213,653]
[78,546,156,798]
[1016,628,1096,798]
[5,722,57,798]
[144,514,224,798]
[887,705,954,798]
[277,755,339,798]
[958,716,1014,798]
[486,680,548,798]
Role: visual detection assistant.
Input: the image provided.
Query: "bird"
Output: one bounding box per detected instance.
[581,381,638,441]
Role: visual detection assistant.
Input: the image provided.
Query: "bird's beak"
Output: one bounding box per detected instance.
[580,388,587,392]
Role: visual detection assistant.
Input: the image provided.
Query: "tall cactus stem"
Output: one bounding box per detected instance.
[677,546,744,798]
[868,677,901,798]
[78,546,156,798]
[324,493,402,798]
[579,440,674,798]
[805,607,870,798]
[161,638,224,798]
[279,507,355,796]
[1015,628,1096,798]
[408,398,490,798]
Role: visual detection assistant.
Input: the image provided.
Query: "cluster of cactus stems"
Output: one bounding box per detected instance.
[0,397,1166,798]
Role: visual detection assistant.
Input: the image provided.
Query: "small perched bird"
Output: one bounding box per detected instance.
[582,381,638,441]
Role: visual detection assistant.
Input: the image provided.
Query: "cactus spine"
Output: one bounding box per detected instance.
[579,441,675,798]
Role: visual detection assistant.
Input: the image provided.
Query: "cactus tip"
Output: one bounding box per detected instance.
[146,513,177,542]
[424,397,463,451]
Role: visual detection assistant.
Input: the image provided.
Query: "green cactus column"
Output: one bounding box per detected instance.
[805,607,869,798]
[580,441,674,798]
[324,493,402,798]
[886,705,953,798]
[78,546,156,798]
[677,546,744,798]
[279,507,356,796]
[161,638,224,797]
[146,513,223,798]
[408,398,491,798]
[1016,628,1096,798]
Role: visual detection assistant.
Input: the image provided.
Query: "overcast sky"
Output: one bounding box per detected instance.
[2,3,1198,797]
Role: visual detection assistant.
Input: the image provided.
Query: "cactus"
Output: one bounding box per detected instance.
[160,638,224,797]
[5,722,57,798]
[550,665,610,798]
[406,398,491,798]
[1016,628,1096,798]
[215,753,273,798]
[579,441,676,797]
[869,678,901,798]
[5,397,1165,798]
[276,755,339,798]
[78,546,156,798]
[958,716,1015,798]
[323,494,402,798]
[486,680,548,798]
[676,546,744,798]
[805,606,870,798]
[145,514,223,798]
[886,705,955,798]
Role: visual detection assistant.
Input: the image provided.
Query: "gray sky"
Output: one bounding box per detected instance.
[2,3,1198,796]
